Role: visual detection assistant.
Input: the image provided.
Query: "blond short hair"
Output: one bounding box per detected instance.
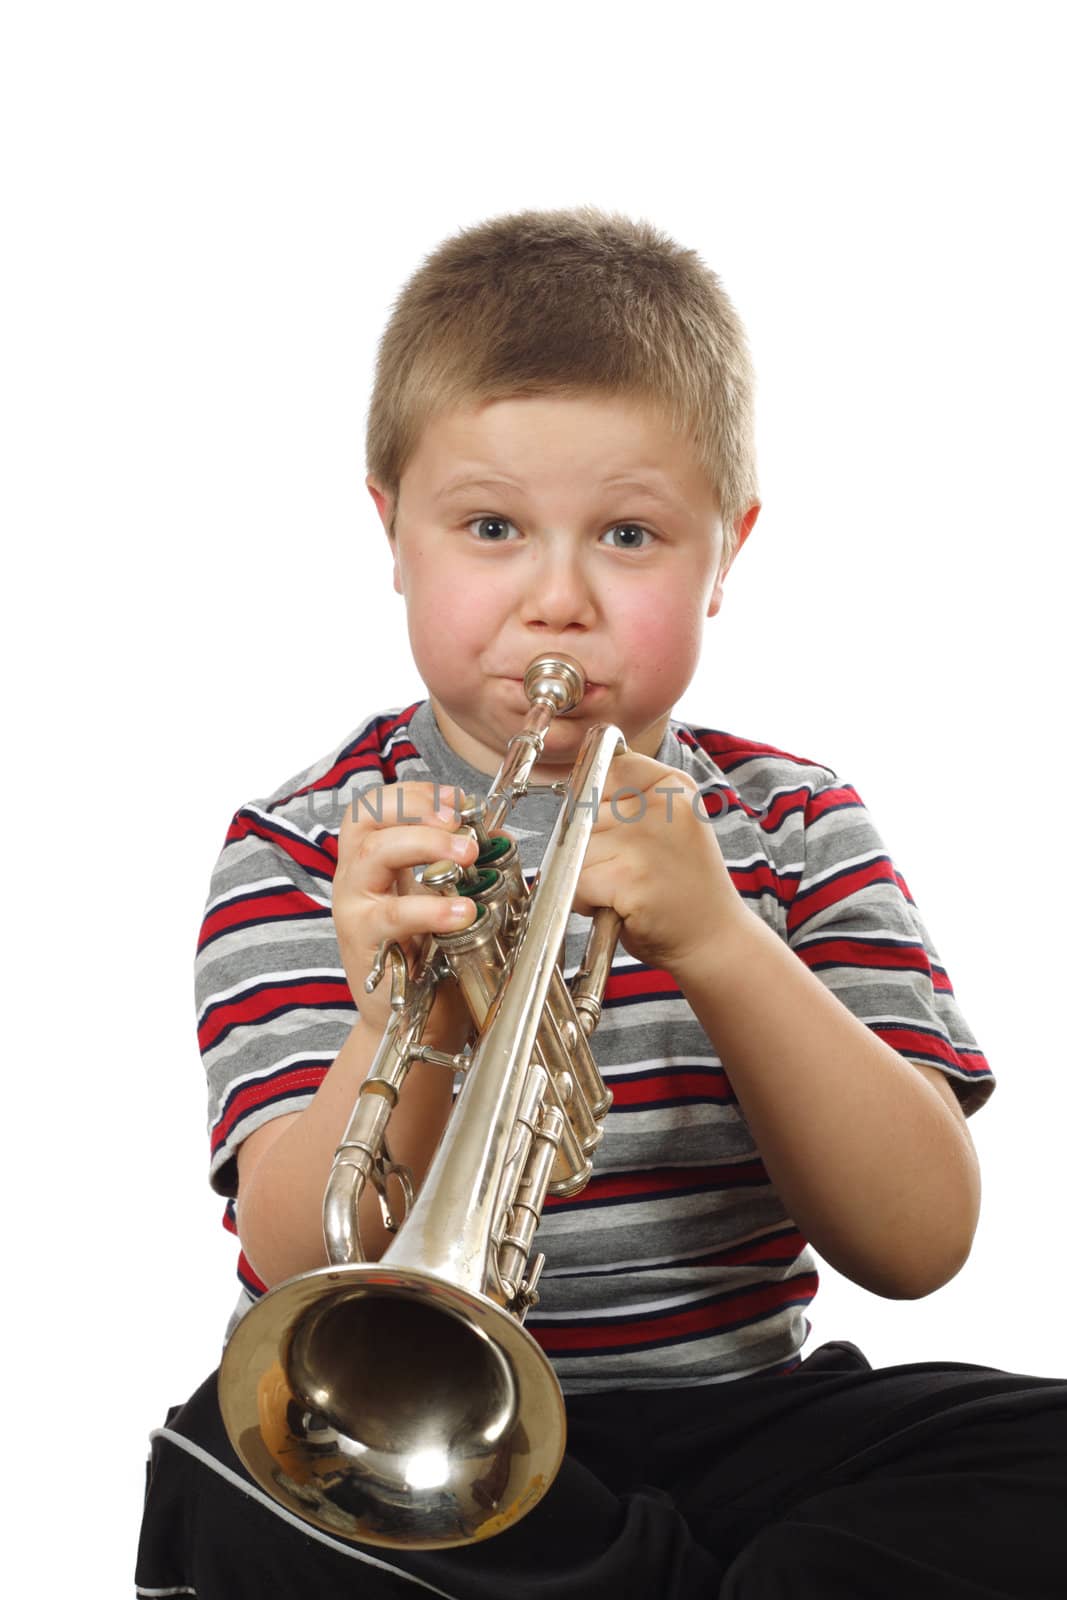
[365,206,758,564]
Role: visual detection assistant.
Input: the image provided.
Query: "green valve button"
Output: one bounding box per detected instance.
[477,836,513,868]
[469,867,499,896]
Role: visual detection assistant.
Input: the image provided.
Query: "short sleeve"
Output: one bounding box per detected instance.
[195,801,353,1197]
[784,777,995,1117]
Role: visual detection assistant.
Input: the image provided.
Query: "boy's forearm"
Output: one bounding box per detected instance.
[237,1013,459,1288]
[672,910,982,1299]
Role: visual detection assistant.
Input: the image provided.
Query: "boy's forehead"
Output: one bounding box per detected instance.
[406,394,717,507]
[421,391,675,448]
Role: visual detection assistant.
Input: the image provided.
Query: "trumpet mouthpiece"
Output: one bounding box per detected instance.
[522,654,586,714]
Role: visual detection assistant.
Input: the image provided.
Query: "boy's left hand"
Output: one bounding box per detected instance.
[570,751,748,976]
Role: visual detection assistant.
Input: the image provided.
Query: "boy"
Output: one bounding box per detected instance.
[137,208,1066,1598]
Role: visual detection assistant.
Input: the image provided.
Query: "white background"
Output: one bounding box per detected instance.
[4,2,1064,1590]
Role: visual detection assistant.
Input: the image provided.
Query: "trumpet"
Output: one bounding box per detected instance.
[218,654,627,1549]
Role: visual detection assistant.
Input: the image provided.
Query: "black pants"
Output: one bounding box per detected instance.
[137,1343,1067,1598]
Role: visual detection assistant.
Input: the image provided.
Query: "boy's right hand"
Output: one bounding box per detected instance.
[332,782,480,1039]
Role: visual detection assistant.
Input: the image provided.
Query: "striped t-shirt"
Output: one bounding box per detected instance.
[196,699,994,1392]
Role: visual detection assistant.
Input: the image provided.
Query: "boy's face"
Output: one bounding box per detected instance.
[367,393,754,781]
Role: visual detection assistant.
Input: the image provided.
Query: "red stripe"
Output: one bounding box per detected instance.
[544,1161,767,1210]
[796,936,931,974]
[225,812,338,875]
[530,1273,817,1353]
[792,936,959,997]
[238,1249,268,1296]
[610,1072,728,1108]
[290,736,423,802]
[274,708,423,803]
[652,1237,806,1274]
[711,1229,807,1268]
[754,788,810,832]
[804,783,859,822]
[199,887,326,951]
[787,856,901,930]
[198,977,352,1052]
[684,728,822,772]
[607,1227,807,1274]
[211,1064,331,1153]
[606,967,681,1002]
[869,1023,980,1073]
[728,860,782,896]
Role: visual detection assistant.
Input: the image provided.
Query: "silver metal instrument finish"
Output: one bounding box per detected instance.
[218,653,626,1549]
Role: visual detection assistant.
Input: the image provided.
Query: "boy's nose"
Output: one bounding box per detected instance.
[518,545,597,632]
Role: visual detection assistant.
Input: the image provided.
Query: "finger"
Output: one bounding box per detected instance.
[593,753,692,826]
[339,882,479,958]
[600,750,667,799]
[339,821,479,898]
[341,782,467,845]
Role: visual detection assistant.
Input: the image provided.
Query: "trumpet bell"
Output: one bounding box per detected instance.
[218,1262,567,1549]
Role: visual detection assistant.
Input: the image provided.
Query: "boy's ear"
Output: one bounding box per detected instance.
[366,475,403,595]
[366,474,394,534]
[707,502,760,618]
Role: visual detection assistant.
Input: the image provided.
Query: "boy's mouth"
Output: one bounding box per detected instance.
[503,676,605,692]
[503,675,606,710]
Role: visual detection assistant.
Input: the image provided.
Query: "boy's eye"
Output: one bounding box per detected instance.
[602,523,654,551]
[467,516,654,550]
[469,516,517,542]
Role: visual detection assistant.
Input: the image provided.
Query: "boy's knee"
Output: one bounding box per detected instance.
[720,1519,862,1600]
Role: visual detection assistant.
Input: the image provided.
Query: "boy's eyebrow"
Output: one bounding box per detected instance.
[601,474,684,508]
[434,471,684,509]
[434,473,523,502]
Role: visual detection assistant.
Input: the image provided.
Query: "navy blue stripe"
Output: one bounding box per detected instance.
[608,1063,724,1083]
[237,1262,266,1299]
[199,904,333,955]
[543,1228,803,1280]
[216,1079,324,1135]
[528,1284,817,1351]
[790,850,896,908]
[216,1056,335,1119]
[231,808,337,875]
[206,996,354,1052]
[200,971,349,1027]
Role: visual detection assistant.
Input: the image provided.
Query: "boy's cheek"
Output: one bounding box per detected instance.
[633,609,703,665]
[616,596,704,675]
[403,578,503,661]
[402,599,479,681]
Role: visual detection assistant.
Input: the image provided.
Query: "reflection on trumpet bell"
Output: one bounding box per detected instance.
[217,654,626,1548]
[222,1265,566,1548]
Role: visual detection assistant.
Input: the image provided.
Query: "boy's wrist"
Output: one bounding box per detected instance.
[669,901,772,1010]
